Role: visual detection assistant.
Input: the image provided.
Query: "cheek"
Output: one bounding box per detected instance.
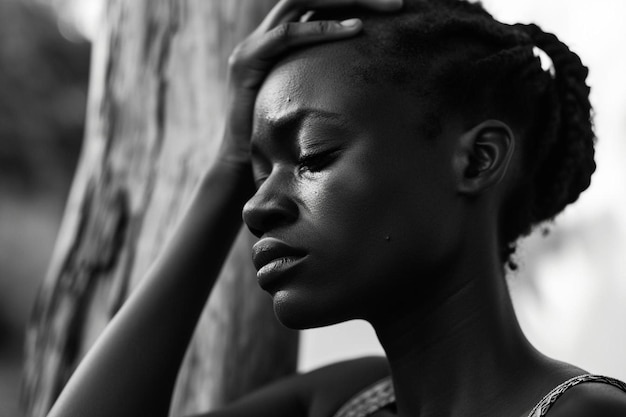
[300,159,377,235]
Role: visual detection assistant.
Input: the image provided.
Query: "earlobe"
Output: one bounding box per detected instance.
[455,120,515,195]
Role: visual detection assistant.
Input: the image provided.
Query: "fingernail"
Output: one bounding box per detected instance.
[340,18,361,27]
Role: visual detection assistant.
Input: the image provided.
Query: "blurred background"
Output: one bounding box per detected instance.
[0,0,91,416]
[0,0,624,416]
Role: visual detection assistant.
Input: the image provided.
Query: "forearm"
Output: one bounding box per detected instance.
[47,158,254,417]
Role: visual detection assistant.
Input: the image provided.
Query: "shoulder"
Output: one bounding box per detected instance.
[191,356,390,417]
[301,356,391,417]
[302,355,390,387]
[546,377,626,417]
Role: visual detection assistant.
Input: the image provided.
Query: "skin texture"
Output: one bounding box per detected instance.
[246,44,462,329]
[242,41,592,417]
[44,1,626,416]
[43,2,405,417]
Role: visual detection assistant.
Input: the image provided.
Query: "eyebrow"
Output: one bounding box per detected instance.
[269,108,347,128]
[252,108,349,146]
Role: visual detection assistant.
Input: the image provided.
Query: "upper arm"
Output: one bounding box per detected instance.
[185,371,308,417]
[186,356,390,417]
[547,382,626,417]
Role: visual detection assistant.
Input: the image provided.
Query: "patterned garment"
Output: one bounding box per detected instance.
[332,377,395,417]
[332,374,626,417]
[527,374,626,416]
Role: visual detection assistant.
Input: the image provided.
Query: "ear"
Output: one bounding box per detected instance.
[453,120,515,195]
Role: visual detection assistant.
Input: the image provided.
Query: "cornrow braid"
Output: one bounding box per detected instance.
[312,0,596,266]
[517,23,596,225]
[496,23,596,265]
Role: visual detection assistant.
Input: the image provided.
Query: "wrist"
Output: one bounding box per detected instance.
[198,151,255,203]
[216,131,252,169]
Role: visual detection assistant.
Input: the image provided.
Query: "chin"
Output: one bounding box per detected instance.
[271,290,353,330]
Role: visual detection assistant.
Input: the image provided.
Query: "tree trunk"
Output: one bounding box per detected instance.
[22,1,298,416]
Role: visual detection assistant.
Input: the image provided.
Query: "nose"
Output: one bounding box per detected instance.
[242,172,299,238]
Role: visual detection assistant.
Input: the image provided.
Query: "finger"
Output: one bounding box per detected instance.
[300,0,403,12]
[299,11,315,23]
[257,0,301,34]
[252,19,363,65]
[257,0,402,33]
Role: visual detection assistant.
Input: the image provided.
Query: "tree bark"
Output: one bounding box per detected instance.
[22,1,298,416]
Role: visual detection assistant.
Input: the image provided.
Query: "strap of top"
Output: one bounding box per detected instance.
[332,376,395,417]
[332,374,626,417]
[527,374,626,417]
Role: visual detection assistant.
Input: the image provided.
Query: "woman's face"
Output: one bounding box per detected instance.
[244,44,465,329]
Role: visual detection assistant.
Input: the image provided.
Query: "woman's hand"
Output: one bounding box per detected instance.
[219,0,403,166]
[45,3,402,417]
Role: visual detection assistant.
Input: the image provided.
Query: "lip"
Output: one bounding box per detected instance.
[252,238,307,286]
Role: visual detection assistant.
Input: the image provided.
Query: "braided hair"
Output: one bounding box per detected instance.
[314,0,596,267]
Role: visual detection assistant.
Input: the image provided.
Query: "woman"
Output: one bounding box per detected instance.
[47,0,626,416]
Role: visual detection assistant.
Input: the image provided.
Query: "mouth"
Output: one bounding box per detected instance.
[252,238,307,284]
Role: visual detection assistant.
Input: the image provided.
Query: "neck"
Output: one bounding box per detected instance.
[370,248,546,417]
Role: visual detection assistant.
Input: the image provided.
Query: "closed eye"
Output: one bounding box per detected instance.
[297,148,342,174]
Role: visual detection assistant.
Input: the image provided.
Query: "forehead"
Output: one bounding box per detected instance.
[256,45,363,115]
[253,43,413,133]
